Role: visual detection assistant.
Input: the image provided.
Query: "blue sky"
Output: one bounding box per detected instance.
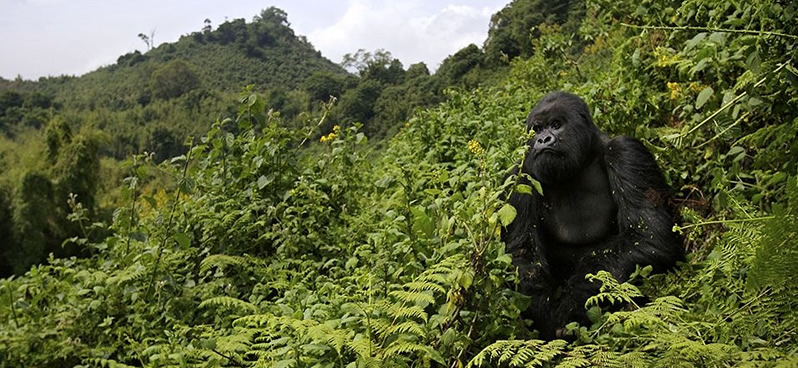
[0,0,508,80]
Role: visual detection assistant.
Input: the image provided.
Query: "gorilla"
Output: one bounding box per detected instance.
[502,91,683,339]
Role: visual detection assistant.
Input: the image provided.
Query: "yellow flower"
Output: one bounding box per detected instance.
[320,132,336,143]
[667,82,680,100]
[320,127,340,143]
[468,139,484,155]
[653,47,680,68]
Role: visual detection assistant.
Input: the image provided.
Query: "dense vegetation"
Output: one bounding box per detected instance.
[2,3,553,274]
[1,0,797,366]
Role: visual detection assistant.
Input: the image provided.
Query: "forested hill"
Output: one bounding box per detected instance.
[0,7,353,164]
[1,0,796,366]
[0,1,590,279]
[31,7,347,110]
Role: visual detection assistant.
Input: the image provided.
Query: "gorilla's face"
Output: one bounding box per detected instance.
[523,92,599,184]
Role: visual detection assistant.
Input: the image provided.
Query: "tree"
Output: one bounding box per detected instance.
[303,71,346,102]
[138,29,156,51]
[146,124,183,163]
[214,18,248,44]
[483,0,584,63]
[22,92,53,109]
[45,117,73,163]
[256,7,289,26]
[335,79,385,136]
[406,62,431,80]
[0,186,14,277]
[203,18,212,33]
[52,134,101,215]
[436,44,484,87]
[150,60,202,100]
[0,90,23,117]
[11,171,59,274]
[116,51,146,67]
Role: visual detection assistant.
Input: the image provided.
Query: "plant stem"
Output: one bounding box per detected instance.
[297,97,335,149]
[674,216,775,232]
[145,145,193,300]
[125,168,139,257]
[620,23,798,40]
[7,285,18,328]
[211,348,246,367]
[678,63,787,147]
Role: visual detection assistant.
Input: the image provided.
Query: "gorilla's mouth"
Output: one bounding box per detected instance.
[535,148,560,157]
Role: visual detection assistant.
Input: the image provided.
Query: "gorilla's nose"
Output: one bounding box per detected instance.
[535,133,557,149]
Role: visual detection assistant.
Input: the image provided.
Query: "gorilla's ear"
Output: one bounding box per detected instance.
[575,100,594,127]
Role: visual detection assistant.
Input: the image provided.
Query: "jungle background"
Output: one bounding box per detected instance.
[0,0,796,366]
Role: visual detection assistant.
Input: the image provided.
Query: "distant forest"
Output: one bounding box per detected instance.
[1,0,797,366]
[0,0,584,276]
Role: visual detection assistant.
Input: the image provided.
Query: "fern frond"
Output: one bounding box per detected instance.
[404,281,446,295]
[385,320,425,336]
[588,349,621,368]
[748,175,798,291]
[84,358,137,368]
[106,263,147,286]
[200,254,251,273]
[556,355,591,368]
[528,340,568,366]
[387,303,428,322]
[616,351,650,368]
[348,335,378,358]
[216,331,253,353]
[469,339,569,367]
[199,296,257,313]
[370,319,393,340]
[585,271,643,308]
[389,290,435,306]
[383,341,427,356]
[234,313,275,328]
[307,323,349,355]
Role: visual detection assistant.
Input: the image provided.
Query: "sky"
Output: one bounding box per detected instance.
[0,0,508,80]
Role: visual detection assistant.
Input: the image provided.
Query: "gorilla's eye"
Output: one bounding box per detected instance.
[551,121,561,129]
[532,124,542,133]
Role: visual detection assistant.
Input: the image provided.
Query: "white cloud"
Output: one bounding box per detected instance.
[308,0,502,71]
[0,0,506,79]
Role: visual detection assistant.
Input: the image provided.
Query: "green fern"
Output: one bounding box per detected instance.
[748,174,798,291]
[199,296,257,313]
[105,262,147,286]
[585,271,644,309]
[388,290,435,306]
[468,339,569,367]
[199,254,253,273]
[83,358,137,368]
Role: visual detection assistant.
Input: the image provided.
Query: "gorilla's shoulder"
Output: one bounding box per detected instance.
[604,135,668,192]
[604,136,657,166]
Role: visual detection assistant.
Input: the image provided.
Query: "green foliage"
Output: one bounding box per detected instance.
[303,71,349,102]
[747,175,798,291]
[149,60,201,100]
[1,0,798,367]
[9,171,59,274]
[484,0,585,63]
[0,186,14,276]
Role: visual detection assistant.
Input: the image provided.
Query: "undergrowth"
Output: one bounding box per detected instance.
[1,0,797,366]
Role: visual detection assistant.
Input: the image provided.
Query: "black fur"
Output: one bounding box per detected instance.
[503,92,682,339]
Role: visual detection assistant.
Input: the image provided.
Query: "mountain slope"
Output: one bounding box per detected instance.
[38,7,347,111]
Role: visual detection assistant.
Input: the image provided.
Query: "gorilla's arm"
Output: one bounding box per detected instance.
[502,171,561,336]
[503,170,550,292]
[602,137,683,279]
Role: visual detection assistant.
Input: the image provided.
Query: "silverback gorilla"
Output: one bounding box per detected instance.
[502,92,682,339]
